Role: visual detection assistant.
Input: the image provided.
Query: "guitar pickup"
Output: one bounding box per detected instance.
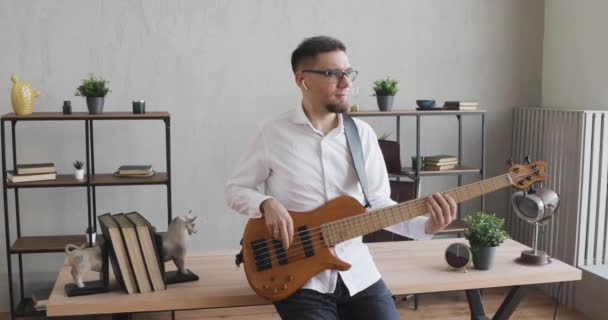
[273,240,288,265]
[251,239,272,271]
[298,226,315,257]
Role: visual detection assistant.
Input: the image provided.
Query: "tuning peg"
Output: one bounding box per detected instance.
[524,155,532,164]
[506,159,515,166]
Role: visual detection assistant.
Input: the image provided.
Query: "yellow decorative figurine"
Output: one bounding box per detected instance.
[10,74,41,115]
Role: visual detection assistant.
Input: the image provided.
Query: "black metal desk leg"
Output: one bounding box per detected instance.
[466,289,490,320]
[492,286,528,320]
[466,286,528,320]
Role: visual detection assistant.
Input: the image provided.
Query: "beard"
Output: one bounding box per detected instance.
[325,101,350,114]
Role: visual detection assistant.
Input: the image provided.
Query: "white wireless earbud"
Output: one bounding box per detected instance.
[302,81,309,91]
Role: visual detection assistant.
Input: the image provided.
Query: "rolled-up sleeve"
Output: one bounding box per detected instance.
[357,120,432,240]
[225,127,272,219]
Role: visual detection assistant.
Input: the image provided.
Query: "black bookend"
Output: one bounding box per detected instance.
[64,236,111,297]
[155,232,199,285]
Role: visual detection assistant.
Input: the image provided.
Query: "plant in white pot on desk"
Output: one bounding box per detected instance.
[464,212,509,270]
[74,74,111,114]
[73,161,85,180]
[372,77,398,111]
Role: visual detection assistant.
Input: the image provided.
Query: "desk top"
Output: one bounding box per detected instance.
[47,239,581,316]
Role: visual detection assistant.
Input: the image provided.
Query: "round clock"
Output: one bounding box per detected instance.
[445,243,472,272]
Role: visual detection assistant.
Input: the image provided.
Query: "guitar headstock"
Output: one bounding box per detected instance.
[508,161,547,189]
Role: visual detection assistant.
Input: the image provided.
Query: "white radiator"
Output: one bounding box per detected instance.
[510,107,608,308]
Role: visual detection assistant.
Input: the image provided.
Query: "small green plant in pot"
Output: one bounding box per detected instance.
[372,77,399,111]
[75,74,111,114]
[73,160,85,180]
[464,212,509,270]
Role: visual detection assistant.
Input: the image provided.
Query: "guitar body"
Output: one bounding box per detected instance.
[242,196,366,301]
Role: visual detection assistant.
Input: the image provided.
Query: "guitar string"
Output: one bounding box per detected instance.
[250,169,529,254]
[249,169,535,263]
[248,173,536,267]
[248,168,539,265]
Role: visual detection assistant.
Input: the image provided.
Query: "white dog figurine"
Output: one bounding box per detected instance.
[65,243,102,288]
[162,212,197,275]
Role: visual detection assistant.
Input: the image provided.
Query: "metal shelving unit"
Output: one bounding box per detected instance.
[1,111,172,320]
[350,108,486,232]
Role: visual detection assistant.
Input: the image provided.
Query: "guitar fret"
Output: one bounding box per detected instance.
[383,210,389,228]
[331,221,338,244]
[393,207,400,224]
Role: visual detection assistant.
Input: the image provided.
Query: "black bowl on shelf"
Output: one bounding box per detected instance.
[416,100,436,109]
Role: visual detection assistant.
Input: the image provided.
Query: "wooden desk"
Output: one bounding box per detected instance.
[47,239,581,319]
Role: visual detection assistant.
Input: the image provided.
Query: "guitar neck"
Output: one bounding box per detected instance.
[323,173,515,246]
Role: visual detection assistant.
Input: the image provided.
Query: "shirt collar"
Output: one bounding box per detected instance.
[290,105,345,134]
[290,105,310,124]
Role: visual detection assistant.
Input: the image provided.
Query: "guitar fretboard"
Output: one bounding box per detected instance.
[322,172,517,246]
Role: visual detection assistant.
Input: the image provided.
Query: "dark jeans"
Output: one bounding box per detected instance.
[273,276,399,320]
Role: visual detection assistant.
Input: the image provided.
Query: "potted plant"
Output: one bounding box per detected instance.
[75,74,111,114]
[464,212,509,270]
[73,161,85,180]
[372,77,399,111]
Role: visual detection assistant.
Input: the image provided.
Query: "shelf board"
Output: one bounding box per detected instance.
[10,235,87,254]
[91,172,168,186]
[434,220,467,235]
[1,111,170,121]
[6,174,87,188]
[5,172,168,188]
[349,109,486,117]
[15,297,45,317]
[390,166,481,179]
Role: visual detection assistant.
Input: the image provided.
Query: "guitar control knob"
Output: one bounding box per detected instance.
[287,275,293,282]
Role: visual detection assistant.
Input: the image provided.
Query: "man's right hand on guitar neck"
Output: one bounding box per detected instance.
[261,198,294,249]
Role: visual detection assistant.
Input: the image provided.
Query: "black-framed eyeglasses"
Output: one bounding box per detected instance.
[301,68,358,82]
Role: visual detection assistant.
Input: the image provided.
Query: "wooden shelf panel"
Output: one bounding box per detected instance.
[5,172,168,188]
[349,109,486,117]
[391,166,481,179]
[15,298,45,317]
[10,235,87,254]
[1,111,170,121]
[6,174,87,188]
[91,172,168,186]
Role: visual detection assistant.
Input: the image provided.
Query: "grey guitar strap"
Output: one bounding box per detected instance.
[343,114,371,208]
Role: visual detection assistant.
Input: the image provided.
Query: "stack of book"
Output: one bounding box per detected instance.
[113,165,155,178]
[6,163,57,183]
[423,155,459,171]
[98,212,166,294]
[32,287,52,311]
[443,101,479,110]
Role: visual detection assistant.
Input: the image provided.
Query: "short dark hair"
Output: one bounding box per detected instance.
[291,36,346,73]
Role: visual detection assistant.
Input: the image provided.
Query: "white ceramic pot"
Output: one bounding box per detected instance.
[75,169,85,180]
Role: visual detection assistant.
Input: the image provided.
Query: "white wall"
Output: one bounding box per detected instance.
[0,0,544,312]
[542,0,608,109]
[542,1,608,319]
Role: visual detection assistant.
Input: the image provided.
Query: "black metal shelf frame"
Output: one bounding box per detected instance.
[350,110,486,219]
[1,114,172,320]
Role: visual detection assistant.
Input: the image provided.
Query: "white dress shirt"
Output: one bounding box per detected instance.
[225,106,431,296]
